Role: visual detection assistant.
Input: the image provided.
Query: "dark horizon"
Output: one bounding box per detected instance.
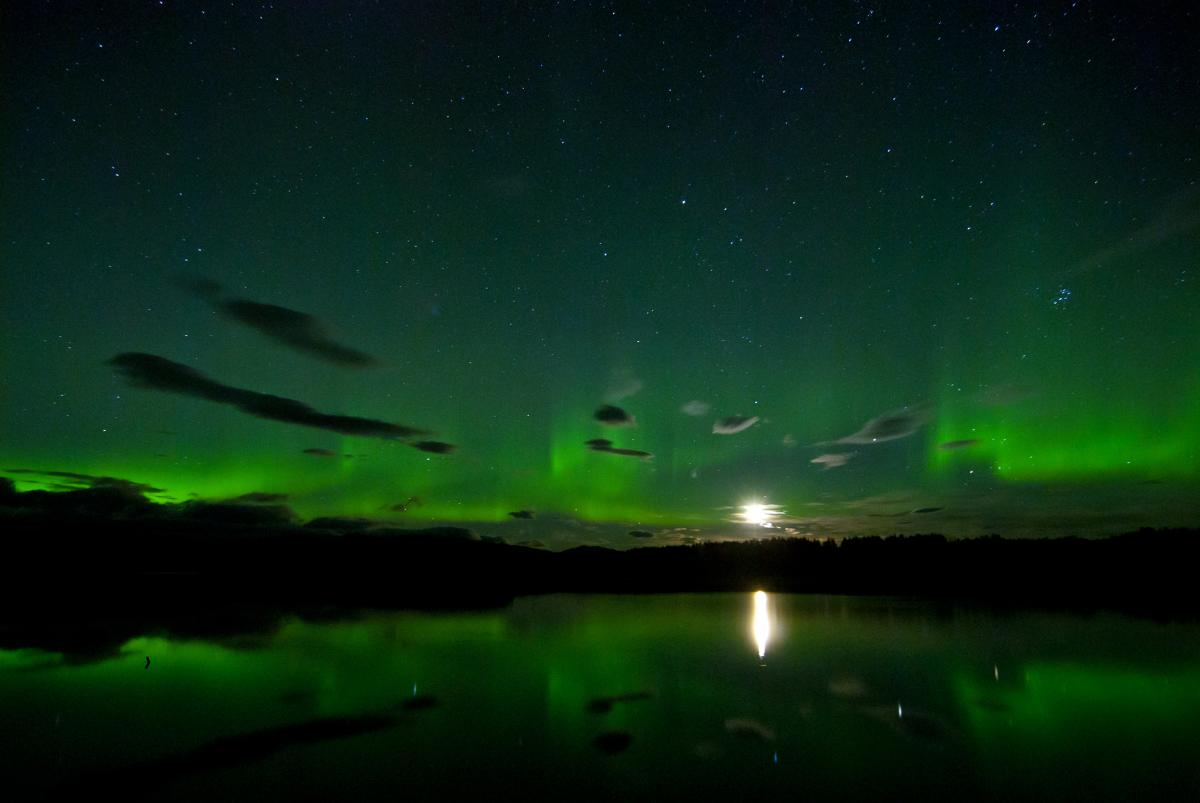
[5,478,1198,629]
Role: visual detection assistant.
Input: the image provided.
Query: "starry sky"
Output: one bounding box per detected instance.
[3,1,1198,547]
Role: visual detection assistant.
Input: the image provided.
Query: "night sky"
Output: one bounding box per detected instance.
[3,1,1198,547]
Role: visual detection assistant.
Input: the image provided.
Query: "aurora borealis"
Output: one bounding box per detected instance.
[3,2,1198,546]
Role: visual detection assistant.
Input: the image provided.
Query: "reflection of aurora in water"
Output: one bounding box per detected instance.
[2,595,1199,801]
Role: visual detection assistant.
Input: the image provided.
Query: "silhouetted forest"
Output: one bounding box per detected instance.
[4,509,1198,607]
[4,480,1200,664]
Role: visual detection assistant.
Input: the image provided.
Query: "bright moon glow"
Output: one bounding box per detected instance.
[742,503,772,527]
[752,590,771,658]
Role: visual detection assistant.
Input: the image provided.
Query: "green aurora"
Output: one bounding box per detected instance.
[2,2,1197,545]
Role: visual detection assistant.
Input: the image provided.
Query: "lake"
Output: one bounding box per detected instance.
[3,593,1199,801]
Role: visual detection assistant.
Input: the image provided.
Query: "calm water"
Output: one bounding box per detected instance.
[3,594,1199,801]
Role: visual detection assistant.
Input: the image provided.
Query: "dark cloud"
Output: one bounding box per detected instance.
[230,492,290,504]
[411,440,456,455]
[390,496,422,512]
[828,404,929,445]
[304,516,375,531]
[109,353,430,439]
[302,448,337,457]
[584,438,653,460]
[938,439,979,450]
[629,530,653,539]
[713,415,759,435]
[594,404,636,427]
[0,478,300,527]
[177,501,297,527]
[0,483,153,518]
[914,507,943,514]
[509,509,534,519]
[4,468,165,496]
[185,278,377,367]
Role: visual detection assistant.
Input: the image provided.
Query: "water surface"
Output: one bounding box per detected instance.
[3,594,1199,801]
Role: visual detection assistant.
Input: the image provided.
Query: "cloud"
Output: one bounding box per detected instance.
[411,441,456,455]
[629,530,654,539]
[1062,187,1200,280]
[713,415,759,435]
[4,468,165,496]
[604,370,643,403]
[0,480,154,518]
[680,400,711,417]
[302,448,338,457]
[913,507,943,514]
[109,353,430,439]
[509,509,535,519]
[390,496,421,512]
[63,713,399,793]
[827,404,929,444]
[304,516,375,531]
[186,279,377,367]
[0,476,300,526]
[811,453,855,470]
[584,438,653,460]
[230,492,290,504]
[594,404,636,427]
[176,500,297,526]
[938,439,979,451]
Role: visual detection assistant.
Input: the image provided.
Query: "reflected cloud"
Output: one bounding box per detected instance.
[62,712,399,792]
[725,717,775,741]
